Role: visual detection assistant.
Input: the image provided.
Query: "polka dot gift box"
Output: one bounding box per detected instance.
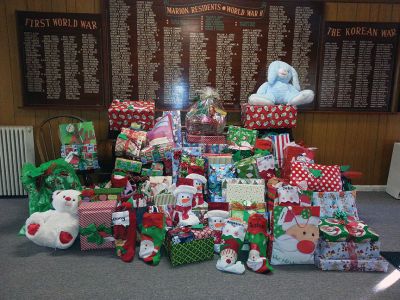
[241,104,297,130]
[289,161,342,192]
[108,99,155,131]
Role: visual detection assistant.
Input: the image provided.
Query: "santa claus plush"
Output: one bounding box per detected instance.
[172,178,200,226]
[139,235,160,262]
[271,206,320,265]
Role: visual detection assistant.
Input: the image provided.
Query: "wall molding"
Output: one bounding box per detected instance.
[354,185,387,192]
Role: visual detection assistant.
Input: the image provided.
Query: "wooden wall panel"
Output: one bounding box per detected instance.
[0,0,399,185]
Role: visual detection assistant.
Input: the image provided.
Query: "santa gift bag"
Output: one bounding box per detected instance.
[270,206,320,265]
[290,162,342,192]
[59,122,99,170]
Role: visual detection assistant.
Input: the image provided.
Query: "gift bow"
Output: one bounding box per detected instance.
[80,223,112,245]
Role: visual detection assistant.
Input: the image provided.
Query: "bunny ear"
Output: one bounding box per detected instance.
[267,61,279,85]
[291,66,301,91]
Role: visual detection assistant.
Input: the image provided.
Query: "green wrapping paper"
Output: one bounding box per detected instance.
[234,156,260,179]
[164,237,214,266]
[115,158,142,173]
[227,126,258,149]
[319,217,379,243]
[20,159,82,234]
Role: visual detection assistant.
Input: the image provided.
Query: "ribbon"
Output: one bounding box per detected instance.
[347,240,358,271]
[80,223,112,245]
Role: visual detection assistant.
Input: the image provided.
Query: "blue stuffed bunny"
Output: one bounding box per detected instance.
[248,61,314,106]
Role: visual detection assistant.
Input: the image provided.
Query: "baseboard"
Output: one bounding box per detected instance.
[354,185,387,192]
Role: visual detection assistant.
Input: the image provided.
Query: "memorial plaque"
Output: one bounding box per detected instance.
[17,11,106,107]
[104,0,323,111]
[318,22,400,111]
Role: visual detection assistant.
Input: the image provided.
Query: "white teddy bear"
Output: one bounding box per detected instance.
[25,190,81,249]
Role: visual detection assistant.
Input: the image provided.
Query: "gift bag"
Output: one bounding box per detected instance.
[282,143,316,179]
[227,125,258,149]
[208,163,236,202]
[20,159,82,234]
[234,156,259,179]
[270,206,320,265]
[290,162,342,192]
[312,191,358,219]
[59,122,99,170]
[162,110,182,147]
[270,133,291,168]
[230,201,266,223]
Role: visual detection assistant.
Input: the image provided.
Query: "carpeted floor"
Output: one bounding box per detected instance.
[1,192,399,300]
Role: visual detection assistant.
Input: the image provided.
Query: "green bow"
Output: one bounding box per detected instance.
[254,149,270,156]
[309,168,322,178]
[80,223,112,245]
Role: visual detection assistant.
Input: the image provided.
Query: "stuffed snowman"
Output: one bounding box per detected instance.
[172,178,199,226]
[25,190,81,249]
[186,167,207,208]
[204,209,229,253]
[272,207,319,264]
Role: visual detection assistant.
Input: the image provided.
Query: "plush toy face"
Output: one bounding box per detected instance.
[220,248,237,265]
[286,224,319,254]
[176,192,193,207]
[208,216,227,231]
[248,249,261,262]
[52,190,80,214]
[194,180,203,192]
[222,222,246,240]
[278,186,300,204]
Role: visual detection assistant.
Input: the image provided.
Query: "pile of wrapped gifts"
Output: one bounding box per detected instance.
[21,71,389,273]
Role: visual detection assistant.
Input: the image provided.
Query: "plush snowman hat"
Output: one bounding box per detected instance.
[173,178,197,197]
[204,210,229,219]
[279,207,319,231]
[186,166,207,184]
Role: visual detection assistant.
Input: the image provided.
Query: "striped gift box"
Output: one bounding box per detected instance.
[154,194,176,206]
[270,133,291,168]
[187,134,226,144]
[78,200,117,251]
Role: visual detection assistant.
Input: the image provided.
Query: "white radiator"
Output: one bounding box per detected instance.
[0,126,35,196]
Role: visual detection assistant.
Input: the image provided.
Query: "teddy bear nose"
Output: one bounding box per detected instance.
[65,197,71,201]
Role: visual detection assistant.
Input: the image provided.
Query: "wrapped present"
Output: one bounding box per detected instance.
[312,191,358,219]
[115,128,147,158]
[140,144,173,164]
[164,237,214,266]
[163,110,182,147]
[270,206,320,265]
[142,176,173,198]
[147,114,175,147]
[205,154,232,165]
[227,125,258,149]
[206,144,229,154]
[316,240,381,260]
[185,87,227,135]
[167,227,195,244]
[221,178,264,201]
[282,142,316,179]
[242,104,297,129]
[141,169,163,176]
[153,194,175,206]
[208,163,236,202]
[187,134,226,144]
[230,201,266,223]
[270,133,291,168]
[226,181,265,203]
[319,217,379,243]
[78,200,117,250]
[192,226,214,240]
[179,154,206,178]
[80,188,123,202]
[172,147,204,182]
[115,158,142,174]
[59,121,99,171]
[290,162,342,192]
[192,206,208,225]
[315,255,389,272]
[276,185,311,207]
[234,156,259,179]
[108,99,155,131]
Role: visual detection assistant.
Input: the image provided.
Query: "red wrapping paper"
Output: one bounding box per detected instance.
[78,200,117,250]
[108,100,155,131]
[242,104,297,129]
[187,134,226,144]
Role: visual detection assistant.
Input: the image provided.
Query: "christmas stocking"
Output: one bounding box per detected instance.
[139,212,166,266]
[216,218,247,275]
[246,213,273,273]
[113,201,137,263]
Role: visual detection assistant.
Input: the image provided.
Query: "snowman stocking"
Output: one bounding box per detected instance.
[139,212,166,266]
[246,214,273,273]
[216,218,247,275]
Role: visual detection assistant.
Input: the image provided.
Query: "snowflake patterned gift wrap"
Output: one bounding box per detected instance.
[241,104,297,129]
[108,99,155,131]
[312,191,358,219]
[315,239,381,260]
[78,200,117,250]
[315,255,389,272]
[164,236,214,267]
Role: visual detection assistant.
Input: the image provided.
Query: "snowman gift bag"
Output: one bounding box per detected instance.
[270,206,320,265]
